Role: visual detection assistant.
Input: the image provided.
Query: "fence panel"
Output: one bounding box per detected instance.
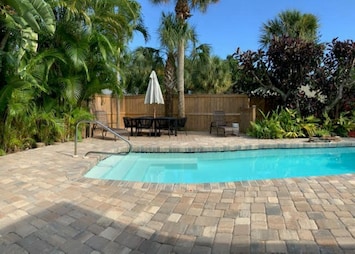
[92,94,261,132]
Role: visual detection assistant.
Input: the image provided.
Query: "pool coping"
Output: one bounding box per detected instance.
[75,138,355,192]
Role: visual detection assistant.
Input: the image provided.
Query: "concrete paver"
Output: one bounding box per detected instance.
[0,132,354,253]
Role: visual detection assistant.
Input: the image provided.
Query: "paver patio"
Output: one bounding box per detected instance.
[0,132,354,253]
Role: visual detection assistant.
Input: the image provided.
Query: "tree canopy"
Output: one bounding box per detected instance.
[233,37,355,118]
[259,9,320,48]
[233,9,355,119]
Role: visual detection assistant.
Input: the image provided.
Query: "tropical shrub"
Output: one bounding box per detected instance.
[320,111,355,137]
[299,115,322,137]
[247,107,322,139]
[247,109,285,139]
[248,107,355,139]
[248,120,284,139]
[333,111,355,137]
[63,108,94,141]
[27,107,63,145]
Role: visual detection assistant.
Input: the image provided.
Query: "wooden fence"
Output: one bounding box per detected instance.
[92,94,260,133]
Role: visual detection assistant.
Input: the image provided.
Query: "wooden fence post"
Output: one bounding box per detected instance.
[251,105,256,122]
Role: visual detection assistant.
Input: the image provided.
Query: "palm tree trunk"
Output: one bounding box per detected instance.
[177,39,185,117]
[164,53,176,117]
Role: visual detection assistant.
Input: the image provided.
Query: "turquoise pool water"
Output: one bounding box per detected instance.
[85,147,355,184]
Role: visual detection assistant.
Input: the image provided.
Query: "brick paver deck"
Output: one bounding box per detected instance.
[0,132,354,253]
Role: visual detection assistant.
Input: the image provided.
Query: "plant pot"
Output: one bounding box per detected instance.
[348,130,355,137]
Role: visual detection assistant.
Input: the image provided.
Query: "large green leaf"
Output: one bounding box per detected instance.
[0,77,31,113]
[5,0,55,34]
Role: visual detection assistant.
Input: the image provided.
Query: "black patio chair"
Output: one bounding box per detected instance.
[155,118,172,136]
[177,117,187,135]
[123,116,138,136]
[136,117,153,135]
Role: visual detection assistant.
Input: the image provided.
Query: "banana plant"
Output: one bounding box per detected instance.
[0,0,55,72]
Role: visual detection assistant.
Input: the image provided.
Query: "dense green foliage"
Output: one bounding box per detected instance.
[234,12,355,121]
[234,38,355,119]
[248,107,355,139]
[0,0,146,153]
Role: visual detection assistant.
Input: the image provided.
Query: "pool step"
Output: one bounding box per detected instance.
[105,155,141,179]
[141,158,198,169]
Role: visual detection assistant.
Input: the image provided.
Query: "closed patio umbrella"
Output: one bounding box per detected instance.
[144,70,164,117]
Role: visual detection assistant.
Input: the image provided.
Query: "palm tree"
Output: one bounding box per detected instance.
[124,47,164,94]
[42,0,148,105]
[150,0,219,117]
[44,0,148,137]
[259,9,320,48]
[186,44,232,93]
[158,12,197,116]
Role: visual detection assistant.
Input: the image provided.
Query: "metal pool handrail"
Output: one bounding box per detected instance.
[74,120,132,157]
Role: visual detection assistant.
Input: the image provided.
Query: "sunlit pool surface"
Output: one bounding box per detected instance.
[85,147,355,184]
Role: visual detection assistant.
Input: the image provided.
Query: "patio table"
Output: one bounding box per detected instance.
[127,116,178,136]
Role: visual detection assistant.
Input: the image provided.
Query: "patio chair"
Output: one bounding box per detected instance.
[93,110,129,139]
[155,118,173,136]
[210,111,227,134]
[123,117,138,136]
[136,117,154,136]
[177,117,187,135]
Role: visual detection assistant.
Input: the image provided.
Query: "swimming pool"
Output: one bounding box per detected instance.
[84,147,355,184]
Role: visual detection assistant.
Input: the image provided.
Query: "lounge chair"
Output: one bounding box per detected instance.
[217,126,235,137]
[93,111,129,139]
[210,111,227,134]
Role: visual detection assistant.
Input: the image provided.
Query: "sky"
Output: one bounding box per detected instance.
[129,0,355,59]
